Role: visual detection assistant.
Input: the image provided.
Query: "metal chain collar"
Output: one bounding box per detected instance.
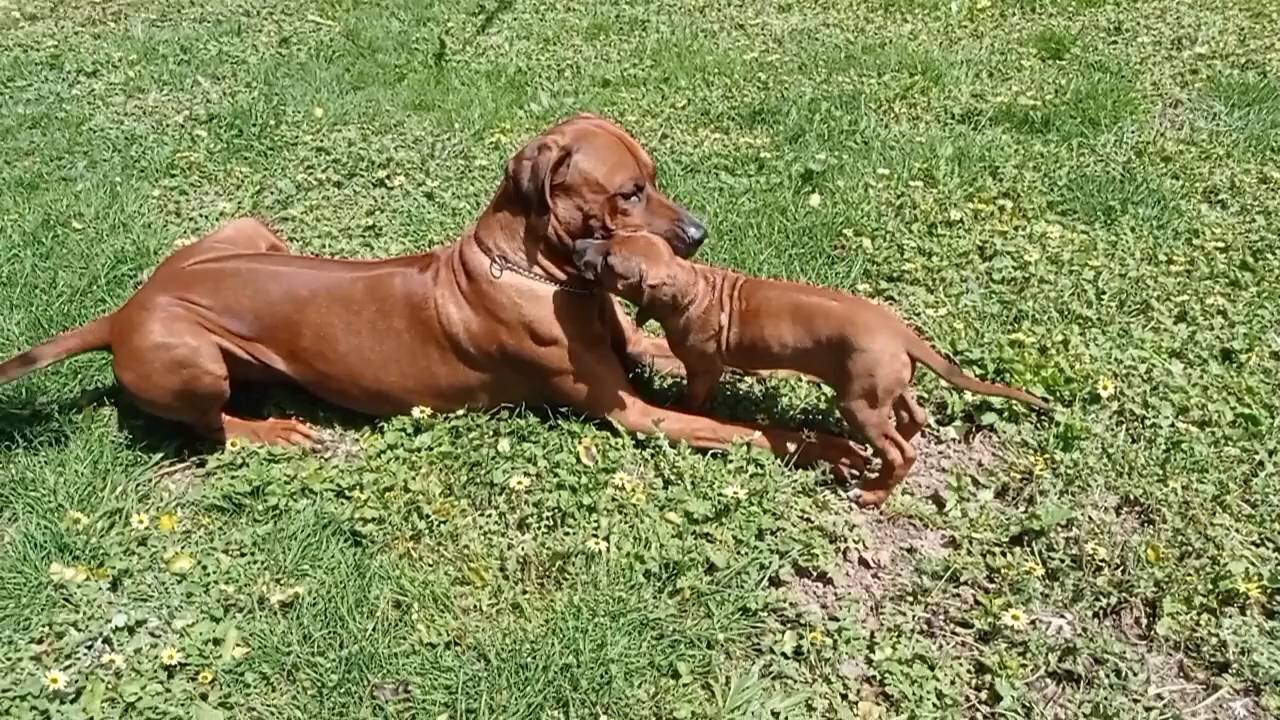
[486,252,594,295]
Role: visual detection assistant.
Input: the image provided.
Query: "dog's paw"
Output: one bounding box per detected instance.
[853,487,892,508]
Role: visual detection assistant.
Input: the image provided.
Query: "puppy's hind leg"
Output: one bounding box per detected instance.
[893,391,928,443]
[839,398,914,508]
[839,353,917,507]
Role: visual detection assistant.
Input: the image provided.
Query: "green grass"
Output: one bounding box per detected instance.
[2,0,1279,717]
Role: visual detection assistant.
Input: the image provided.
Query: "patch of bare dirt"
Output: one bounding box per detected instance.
[791,429,1005,623]
[314,426,365,463]
[1140,650,1263,719]
[1156,95,1191,134]
[907,428,1003,499]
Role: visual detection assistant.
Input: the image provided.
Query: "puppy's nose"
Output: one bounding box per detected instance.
[682,218,707,246]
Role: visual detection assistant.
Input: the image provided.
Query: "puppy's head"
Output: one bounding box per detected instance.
[573,232,691,325]
[506,113,707,259]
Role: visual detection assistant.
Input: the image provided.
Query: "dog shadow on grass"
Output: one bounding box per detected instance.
[0,404,80,450]
[0,365,854,473]
[0,381,382,464]
[626,363,851,438]
[112,383,383,462]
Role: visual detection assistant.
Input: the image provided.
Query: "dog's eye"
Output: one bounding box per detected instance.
[619,185,644,203]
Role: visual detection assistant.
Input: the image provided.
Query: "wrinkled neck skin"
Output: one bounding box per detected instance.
[641,262,737,357]
[467,182,581,284]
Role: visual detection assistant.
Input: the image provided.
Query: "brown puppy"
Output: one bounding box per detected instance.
[574,231,1050,507]
[0,114,865,479]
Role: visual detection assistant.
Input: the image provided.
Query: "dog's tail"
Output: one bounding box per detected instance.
[0,315,114,387]
[900,326,1050,412]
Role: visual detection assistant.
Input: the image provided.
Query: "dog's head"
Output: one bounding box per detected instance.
[506,113,707,260]
[573,232,692,326]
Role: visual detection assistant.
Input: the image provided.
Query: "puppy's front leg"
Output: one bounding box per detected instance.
[682,356,724,410]
[600,294,688,376]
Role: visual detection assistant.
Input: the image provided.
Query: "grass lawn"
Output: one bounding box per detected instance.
[2,0,1279,717]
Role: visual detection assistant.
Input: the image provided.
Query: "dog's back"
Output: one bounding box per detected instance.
[719,273,900,380]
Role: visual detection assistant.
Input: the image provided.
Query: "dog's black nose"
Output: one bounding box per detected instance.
[682,218,707,247]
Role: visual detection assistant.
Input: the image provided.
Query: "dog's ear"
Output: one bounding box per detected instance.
[507,137,572,213]
[573,239,609,280]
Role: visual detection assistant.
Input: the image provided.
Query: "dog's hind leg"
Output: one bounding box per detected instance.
[110,309,315,447]
[170,217,292,263]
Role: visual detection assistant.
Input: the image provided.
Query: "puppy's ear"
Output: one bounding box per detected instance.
[602,248,645,287]
[506,137,572,212]
[573,239,610,280]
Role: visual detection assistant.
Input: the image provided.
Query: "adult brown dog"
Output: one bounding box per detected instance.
[0,114,864,478]
[573,231,1050,506]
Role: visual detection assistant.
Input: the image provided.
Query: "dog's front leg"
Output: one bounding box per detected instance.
[549,356,866,480]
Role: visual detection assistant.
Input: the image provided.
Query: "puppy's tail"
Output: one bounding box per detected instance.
[0,315,114,387]
[901,327,1050,412]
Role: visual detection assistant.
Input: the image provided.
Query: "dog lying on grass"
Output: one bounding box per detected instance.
[573,231,1050,507]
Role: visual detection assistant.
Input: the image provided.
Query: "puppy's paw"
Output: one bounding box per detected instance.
[853,487,892,508]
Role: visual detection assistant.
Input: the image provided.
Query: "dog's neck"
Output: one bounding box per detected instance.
[468,184,584,287]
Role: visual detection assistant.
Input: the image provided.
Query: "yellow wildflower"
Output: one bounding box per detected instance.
[1236,578,1266,602]
[1000,607,1031,631]
[1095,377,1116,399]
[64,510,89,529]
[159,646,183,667]
[129,512,150,531]
[507,474,532,492]
[165,552,196,575]
[721,483,749,501]
[1030,455,1049,475]
[100,653,126,671]
[48,562,78,584]
[225,436,244,451]
[1144,543,1164,564]
[585,538,609,554]
[576,436,599,466]
[609,471,637,492]
[197,669,216,685]
[157,511,181,533]
[42,669,69,692]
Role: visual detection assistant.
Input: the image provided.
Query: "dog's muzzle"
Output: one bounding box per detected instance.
[675,213,707,258]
